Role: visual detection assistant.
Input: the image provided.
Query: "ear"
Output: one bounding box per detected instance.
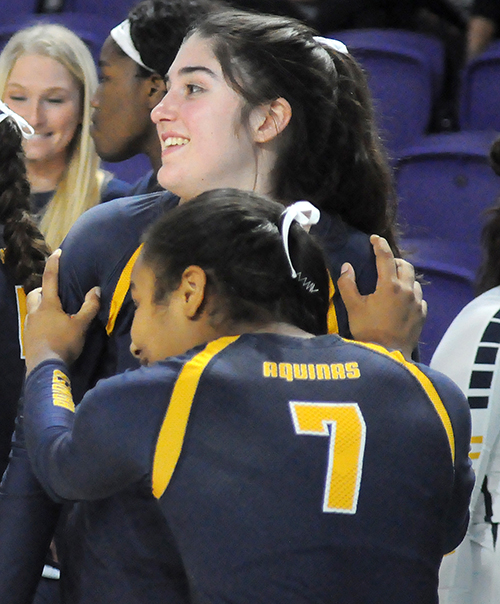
[146,74,167,107]
[178,265,207,319]
[251,97,292,144]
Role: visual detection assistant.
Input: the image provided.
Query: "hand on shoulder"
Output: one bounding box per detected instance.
[338,235,427,360]
[24,250,101,374]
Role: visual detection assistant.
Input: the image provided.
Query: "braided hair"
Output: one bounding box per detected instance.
[0,118,49,293]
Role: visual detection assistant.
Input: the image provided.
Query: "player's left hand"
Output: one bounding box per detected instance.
[24,249,101,375]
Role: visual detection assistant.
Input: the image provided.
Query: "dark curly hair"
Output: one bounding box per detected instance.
[142,189,330,335]
[128,0,222,77]
[189,10,400,253]
[0,118,49,293]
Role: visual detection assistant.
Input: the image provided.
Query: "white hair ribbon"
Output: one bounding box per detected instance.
[110,19,155,73]
[0,100,34,139]
[280,201,320,279]
[314,36,349,55]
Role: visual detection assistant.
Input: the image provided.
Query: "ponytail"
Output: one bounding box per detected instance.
[142,189,330,335]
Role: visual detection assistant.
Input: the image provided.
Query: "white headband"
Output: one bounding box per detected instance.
[0,100,34,139]
[110,19,155,72]
[314,36,349,55]
[280,201,320,291]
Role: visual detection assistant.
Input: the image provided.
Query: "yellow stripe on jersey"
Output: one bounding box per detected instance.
[0,248,5,263]
[52,369,75,412]
[152,336,240,499]
[327,274,339,335]
[15,285,27,359]
[106,244,143,336]
[352,341,456,463]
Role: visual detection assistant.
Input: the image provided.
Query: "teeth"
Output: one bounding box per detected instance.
[164,137,188,148]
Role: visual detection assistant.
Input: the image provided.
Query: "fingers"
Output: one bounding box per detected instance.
[72,287,101,332]
[26,287,42,314]
[336,263,360,311]
[370,235,397,286]
[40,249,62,309]
[414,281,427,320]
[394,257,416,283]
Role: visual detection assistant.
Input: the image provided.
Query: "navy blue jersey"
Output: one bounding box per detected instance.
[0,193,379,604]
[24,334,473,604]
[58,193,376,402]
[30,176,133,216]
[129,169,161,195]
[101,176,134,203]
[0,252,25,479]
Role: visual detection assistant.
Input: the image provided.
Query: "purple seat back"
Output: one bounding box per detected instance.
[331,29,445,154]
[0,13,116,62]
[402,238,476,364]
[460,41,500,131]
[395,131,500,255]
[62,0,135,21]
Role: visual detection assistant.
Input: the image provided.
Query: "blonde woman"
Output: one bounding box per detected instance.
[0,23,130,250]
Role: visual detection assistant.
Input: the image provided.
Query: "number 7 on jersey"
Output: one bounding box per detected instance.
[289,402,366,514]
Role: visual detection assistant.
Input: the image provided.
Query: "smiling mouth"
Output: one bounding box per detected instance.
[162,136,189,150]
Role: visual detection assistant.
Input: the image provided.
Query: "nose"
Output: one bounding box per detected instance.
[130,342,141,358]
[151,88,176,124]
[23,99,44,129]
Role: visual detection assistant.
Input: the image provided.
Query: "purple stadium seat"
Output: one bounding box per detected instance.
[402,238,476,365]
[330,29,445,155]
[62,0,135,21]
[0,13,116,62]
[460,41,500,131]
[0,0,37,14]
[395,130,500,271]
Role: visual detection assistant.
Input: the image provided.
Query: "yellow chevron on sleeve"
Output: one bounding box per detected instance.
[152,336,240,499]
[106,244,143,336]
[327,274,339,334]
[352,340,455,463]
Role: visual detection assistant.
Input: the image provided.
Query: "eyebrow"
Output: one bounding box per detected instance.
[5,83,71,94]
[165,65,218,81]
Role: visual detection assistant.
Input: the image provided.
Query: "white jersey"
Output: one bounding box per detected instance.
[431,286,500,604]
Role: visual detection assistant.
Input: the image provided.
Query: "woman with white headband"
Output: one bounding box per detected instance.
[88,0,214,195]
[22,188,472,603]
[0,23,131,250]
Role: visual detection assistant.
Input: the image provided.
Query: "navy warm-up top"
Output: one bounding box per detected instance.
[24,333,473,604]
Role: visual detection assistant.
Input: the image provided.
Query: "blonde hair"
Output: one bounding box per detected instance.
[0,23,105,250]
